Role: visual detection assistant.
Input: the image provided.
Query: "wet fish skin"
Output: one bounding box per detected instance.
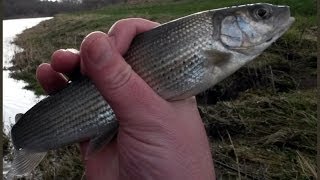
[12,77,117,151]
[8,3,294,177]
[126,3,294,100]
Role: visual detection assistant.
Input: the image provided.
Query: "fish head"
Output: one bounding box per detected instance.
[173,4,295,100]
[219,3,295,55]
[167,4,295,100]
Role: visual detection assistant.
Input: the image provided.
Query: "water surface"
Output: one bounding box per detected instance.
[3,17,52,134]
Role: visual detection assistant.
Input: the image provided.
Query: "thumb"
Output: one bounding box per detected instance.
[80,31,166,121]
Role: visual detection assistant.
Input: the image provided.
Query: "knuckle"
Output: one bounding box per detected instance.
[108,19,131,34]
[106,63,133,91]
[108,18,147,35]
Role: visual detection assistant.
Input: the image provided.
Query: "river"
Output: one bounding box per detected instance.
[3,17,53,178]
[3,17,52,134]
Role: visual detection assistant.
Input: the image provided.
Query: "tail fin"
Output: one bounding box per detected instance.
[6,149,46,180]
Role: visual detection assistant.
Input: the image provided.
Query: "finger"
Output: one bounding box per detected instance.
[36,63,68,94]
[51,49,82,80]
[51,49,80,73]
[108,18,160,55]
[80,32,167,123]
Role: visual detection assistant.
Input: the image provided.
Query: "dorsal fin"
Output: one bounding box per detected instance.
[15,113,24,123]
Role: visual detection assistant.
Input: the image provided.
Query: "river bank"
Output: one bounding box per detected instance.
[5,0,317,179]
[3,18,52,133]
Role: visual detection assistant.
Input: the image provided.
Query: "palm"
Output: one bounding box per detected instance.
[37,18,214,180]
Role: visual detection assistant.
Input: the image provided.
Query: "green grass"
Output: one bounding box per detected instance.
[9,0,316,94]
[6,0,317,179]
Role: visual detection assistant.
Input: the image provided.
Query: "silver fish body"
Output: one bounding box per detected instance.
[8,3,294,177]
[12,77,116,151]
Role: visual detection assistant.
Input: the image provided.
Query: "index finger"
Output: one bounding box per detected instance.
[51,19,159,77]
[80,18,159,75]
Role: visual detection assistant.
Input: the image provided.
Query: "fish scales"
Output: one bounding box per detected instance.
[12,11,215,150]
[8,3,294,178]
[126,12,213,98]
[12,78,117,151]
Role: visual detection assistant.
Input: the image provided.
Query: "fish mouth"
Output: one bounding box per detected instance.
[255,16,295,46]
[266,16,295,43]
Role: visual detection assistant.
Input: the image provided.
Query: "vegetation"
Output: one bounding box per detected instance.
[3,132,10,156]
[4,0,80,19]
[5,0,317,179]
[4,0,125,19]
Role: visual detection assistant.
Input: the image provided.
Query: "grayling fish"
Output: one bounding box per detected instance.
[8,3,294,178]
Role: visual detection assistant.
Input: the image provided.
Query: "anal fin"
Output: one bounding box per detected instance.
[6,149,46,180]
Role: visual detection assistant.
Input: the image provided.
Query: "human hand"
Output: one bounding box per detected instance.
[36,18,215,180]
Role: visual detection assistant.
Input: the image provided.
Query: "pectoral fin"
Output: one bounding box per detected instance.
[203,49,231,66]
[6,149,46,180]
[85,122,119,159]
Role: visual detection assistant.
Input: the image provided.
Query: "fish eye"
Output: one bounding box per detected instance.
[254,7,270,20]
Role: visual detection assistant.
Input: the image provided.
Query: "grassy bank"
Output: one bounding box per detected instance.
[6,0,317,179]
[201,89,316,179]
[9,0,316,95]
